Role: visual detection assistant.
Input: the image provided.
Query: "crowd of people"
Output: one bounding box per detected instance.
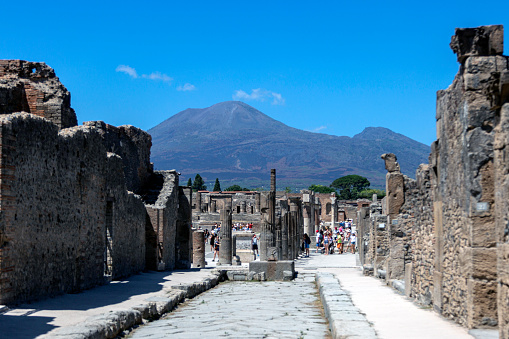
[201,219,357,263]
[314,220,356,255]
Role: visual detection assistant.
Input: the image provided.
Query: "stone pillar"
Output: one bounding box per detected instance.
[302,191,312,236]
[289,198,299,259]
[381,153,404,220]
[260,192,270,261]
[211,200,217,213]
[309,192,315,236]
[192,230,206,268]
[281,199,289,260]
[241,201,246,213]
[331,194,337,228]
[255,192,260,213]
[271,168,276,192]
[196,192,202,212]
[218,208,232,265]
[232,234,241,265]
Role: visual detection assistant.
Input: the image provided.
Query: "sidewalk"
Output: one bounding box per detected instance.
[0,265,220,338]
[296,251,483,339]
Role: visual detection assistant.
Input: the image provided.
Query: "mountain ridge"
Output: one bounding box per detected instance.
[148,101,430,189]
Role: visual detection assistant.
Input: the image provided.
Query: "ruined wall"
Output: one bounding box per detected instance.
[362,26,507,331]
[175,186,193,269]
[433,25,504,328]
[385,175,415,281]
[0,114,145,305]
[408,164,435,306]
[0,60,77,128]
[495,102,509,337]
[83,121,152,194]
[144,171,179,271]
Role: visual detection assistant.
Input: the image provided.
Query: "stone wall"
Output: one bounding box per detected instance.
[360,25,508,333]
[0,60,77,128]
[83,121,152,194]
[144,171,179,271]
[0,114,146,305]
[408,165,435,306]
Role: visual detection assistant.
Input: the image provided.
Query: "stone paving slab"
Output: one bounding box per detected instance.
[130,280,331,338]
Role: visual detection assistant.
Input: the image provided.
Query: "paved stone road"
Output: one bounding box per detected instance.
[131,275,330,338]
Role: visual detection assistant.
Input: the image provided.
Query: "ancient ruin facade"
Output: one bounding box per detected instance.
[0,60,77,129]
[0,61,192,305]
[360,25,509,336]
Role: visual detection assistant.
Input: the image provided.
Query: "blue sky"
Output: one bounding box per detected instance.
[2,1,508,146]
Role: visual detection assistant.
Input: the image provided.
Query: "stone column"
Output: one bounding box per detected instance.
[218,208,232,265]
[289,198,299,259]
[331,194,337,228]
[192,230,206,268]
[211,200,217,213]
[196,192,202,212]
[241,201,246,213]
[281,199,289,260]
[309,192,315,236]
[260,191,274,261]
[302,191,311,236]
[270,168,276,192]
[255,192,261,213]
[232,234,241,265]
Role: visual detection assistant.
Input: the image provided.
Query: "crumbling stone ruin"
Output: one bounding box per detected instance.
[0,60,77,128]
[0,61,192,305]
[359,25,509,337]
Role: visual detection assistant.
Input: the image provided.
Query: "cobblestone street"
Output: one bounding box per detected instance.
[131,276,330,338]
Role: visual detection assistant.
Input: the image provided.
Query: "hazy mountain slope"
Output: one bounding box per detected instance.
[148,101,430,189]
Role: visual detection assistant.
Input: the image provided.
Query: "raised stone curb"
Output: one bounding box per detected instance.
[316,272,378,338]
[43,270,226,338]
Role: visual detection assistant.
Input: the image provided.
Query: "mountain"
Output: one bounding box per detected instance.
[148,101,430,190]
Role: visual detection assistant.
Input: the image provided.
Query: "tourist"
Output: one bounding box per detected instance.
[212,237,220,262]
[303,233,311,257]
[210,232,216,252]
[316,230,322,253]
[251,233,259,257]
[344,232,351,253]
[350,232,357,254]
[324,231,330,255]
[337,233,343,254]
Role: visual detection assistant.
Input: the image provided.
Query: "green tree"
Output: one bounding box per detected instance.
[192,174,207,191]
[213,178,221,191]
[308,184,337,194]
[225,185,250,191]
[357,188,386,200]
[285,187,292,193]
[186,178,192,187]
[331,175,370,199]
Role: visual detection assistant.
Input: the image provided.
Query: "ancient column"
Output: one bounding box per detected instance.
[232,234,241,265]
[289,197,299,259]
[255,192,261,213]
[270,168,276,192]
[211,200,217,213]
[331,193,337,228]
[218,208,232,265]
[281,199,289,260]
[196,192,202,212]
[241,201,246,213]
[192,230,206,268]
[309,191,315,236]
[260,192,273,261]
[302,191,312,236]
